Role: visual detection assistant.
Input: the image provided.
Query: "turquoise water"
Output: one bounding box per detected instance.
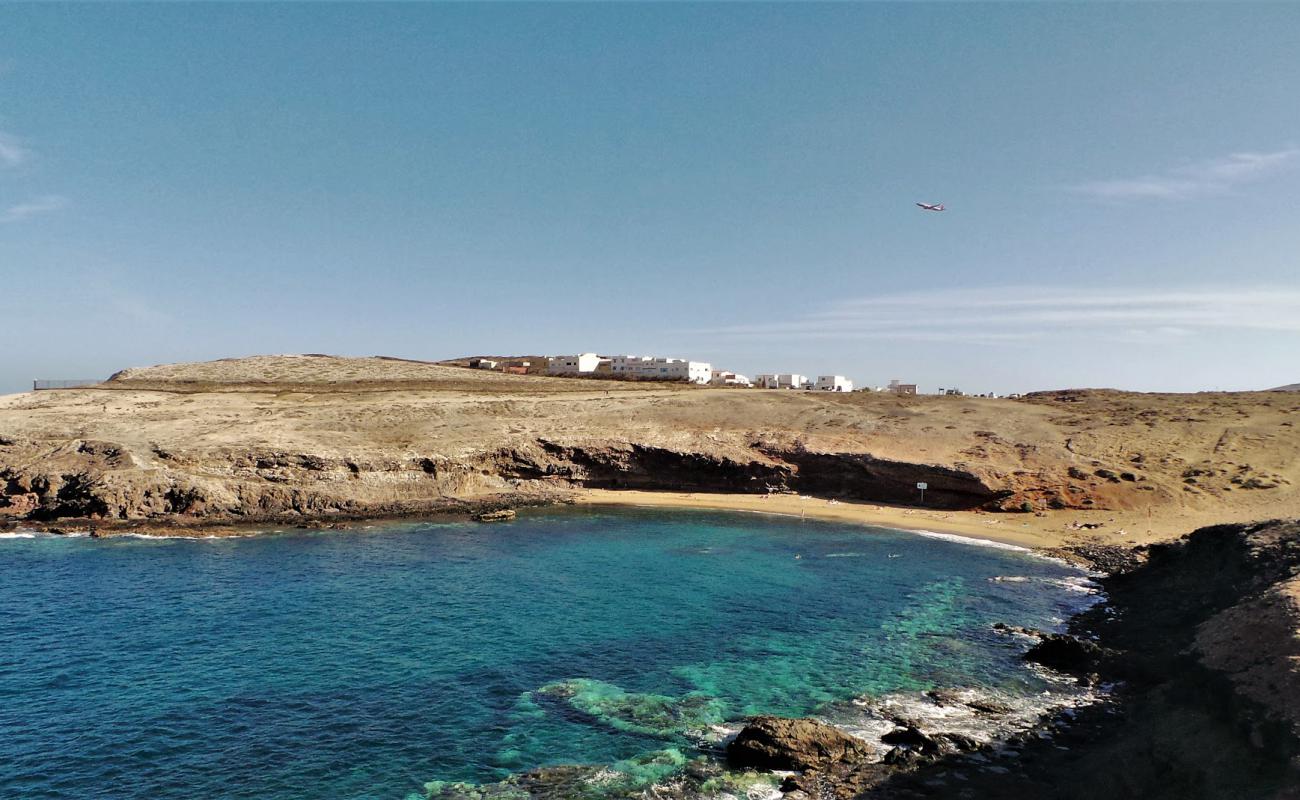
[0,508,1091,799]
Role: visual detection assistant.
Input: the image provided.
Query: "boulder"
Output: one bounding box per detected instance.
[1024,633,1107,674]
[880,724,935,751]
[726,716,873,771]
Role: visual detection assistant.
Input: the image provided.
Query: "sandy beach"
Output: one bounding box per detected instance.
[573,488,1274,550]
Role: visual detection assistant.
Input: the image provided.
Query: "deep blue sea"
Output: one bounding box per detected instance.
[0,508,1093,799]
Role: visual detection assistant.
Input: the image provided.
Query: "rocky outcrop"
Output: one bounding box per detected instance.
[726,716,875,771]
[1023,633,1108,678]
[1195,576,1300,739]
[713,521,1300,800]
[846,520,1300,799]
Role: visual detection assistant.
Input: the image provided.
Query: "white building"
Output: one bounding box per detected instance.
[609,355,652,375]
[711,370,752,387]
[609,355,712,384]
[755,373,809,390]
[814,375,854,392]
[547,353,602,375]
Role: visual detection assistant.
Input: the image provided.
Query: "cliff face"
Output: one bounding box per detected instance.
[2,355,1298,531]
[0,437,1007,523]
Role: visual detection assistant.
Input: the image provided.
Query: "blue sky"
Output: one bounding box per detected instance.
[2,3,1298,394]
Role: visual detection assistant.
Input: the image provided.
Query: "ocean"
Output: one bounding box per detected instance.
[0,507,1095,799]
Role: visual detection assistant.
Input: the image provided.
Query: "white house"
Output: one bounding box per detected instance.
[711,370,751,387]
[814,375,854,392]
[755,373,809,390]
[610,355,712,384]
[547,353,602,375]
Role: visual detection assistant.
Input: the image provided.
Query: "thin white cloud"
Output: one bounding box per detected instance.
[1072,148,1299,200]
[690,286,1300,344]
[0,131,29,168]
[0,194,68,223]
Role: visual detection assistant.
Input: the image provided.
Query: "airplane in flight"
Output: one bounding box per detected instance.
[916,202,946,212]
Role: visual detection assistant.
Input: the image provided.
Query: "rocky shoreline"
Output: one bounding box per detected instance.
[717,519,1300,799]
[417,519,1300,800]
[0,491,562,538]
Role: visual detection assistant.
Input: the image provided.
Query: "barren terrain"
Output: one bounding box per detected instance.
[1,354,1297,548]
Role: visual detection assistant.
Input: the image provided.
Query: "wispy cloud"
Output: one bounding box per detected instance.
[1,194,68,223]
[689,286,1300,344]
[0,131,29,168]
[1072,148,1300,200]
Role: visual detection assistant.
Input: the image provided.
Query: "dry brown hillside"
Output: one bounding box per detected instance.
[2,355,1297,543]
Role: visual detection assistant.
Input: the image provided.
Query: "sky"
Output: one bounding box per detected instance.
[1,3,1298,395]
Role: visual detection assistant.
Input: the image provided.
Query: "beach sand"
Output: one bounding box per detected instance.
[573,488,1269,550]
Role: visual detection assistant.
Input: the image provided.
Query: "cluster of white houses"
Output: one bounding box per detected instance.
[547,353,720,385]
[752,373,854,392]
[539,353,857,392]
[468,356,1007,396]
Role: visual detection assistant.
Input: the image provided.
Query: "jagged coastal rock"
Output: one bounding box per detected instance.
[727,716,875,771]
[718,520,1300,799]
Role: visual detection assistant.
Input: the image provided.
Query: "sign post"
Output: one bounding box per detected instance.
[916,482,928,505]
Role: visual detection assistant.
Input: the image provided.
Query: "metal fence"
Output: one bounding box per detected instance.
[32,379,101,391]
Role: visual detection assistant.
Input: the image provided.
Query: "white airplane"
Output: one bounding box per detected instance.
[916,202,946,212]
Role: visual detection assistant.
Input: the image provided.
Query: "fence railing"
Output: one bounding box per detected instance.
[33,379,101,391]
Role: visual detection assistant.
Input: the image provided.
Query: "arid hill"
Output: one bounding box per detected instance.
[2,355,1297,544]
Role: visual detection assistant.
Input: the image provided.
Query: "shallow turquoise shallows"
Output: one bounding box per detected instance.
[0,508,1091,799]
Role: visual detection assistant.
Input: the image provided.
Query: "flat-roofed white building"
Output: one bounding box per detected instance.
[711,370,751,387]
[648,358,712,384]
[609,355,652,375]
[610,355,712,384]
[814,375,854,392]
[755,373,809,390]
[547,353,602,375]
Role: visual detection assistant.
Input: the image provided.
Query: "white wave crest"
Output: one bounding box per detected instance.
[908,529,1032,552]
[1039,575,1101,594]
[830,683,1102,761]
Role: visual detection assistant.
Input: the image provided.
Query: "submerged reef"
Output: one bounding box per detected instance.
[534,679,727,739]
[421,749,781,800]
